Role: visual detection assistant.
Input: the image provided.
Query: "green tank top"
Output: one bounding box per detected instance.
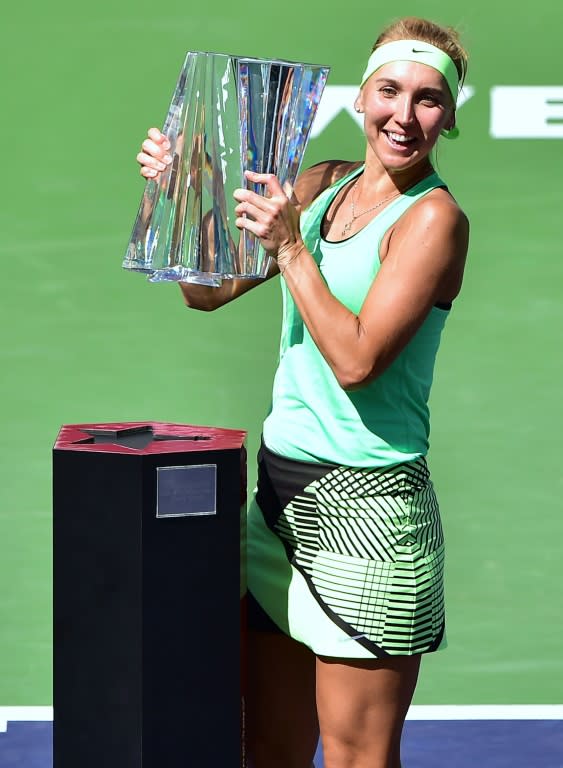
[262,165,450,467]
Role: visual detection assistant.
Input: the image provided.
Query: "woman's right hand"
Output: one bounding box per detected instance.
[136,127,173,179]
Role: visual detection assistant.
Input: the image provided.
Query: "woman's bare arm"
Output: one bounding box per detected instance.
[279,193,469,389]
[178,257,280,311]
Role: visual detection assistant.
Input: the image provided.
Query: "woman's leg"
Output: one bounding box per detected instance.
[247,629,319,768]
[316,654,421,768]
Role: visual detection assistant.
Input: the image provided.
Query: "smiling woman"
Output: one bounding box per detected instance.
[136,15,470,768]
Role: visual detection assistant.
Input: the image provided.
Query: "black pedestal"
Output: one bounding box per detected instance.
[52,421,247,767]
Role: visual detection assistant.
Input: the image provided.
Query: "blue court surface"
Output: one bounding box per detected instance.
[2,706,562,767]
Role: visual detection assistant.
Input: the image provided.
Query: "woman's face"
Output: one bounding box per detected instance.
[355,60,455,172]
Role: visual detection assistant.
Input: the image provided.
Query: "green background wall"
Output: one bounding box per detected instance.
[1,0,562,706]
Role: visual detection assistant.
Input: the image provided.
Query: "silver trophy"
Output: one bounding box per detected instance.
[123,51,330,286]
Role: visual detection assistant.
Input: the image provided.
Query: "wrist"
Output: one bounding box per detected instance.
[278,240,306,276]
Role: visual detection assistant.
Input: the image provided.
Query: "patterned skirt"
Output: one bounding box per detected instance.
[247,440,446,658]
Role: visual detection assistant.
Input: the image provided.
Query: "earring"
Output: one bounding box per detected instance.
[355,106,362,113]
[440,125,460,139]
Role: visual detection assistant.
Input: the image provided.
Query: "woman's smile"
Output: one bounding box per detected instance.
[383,130,418,150]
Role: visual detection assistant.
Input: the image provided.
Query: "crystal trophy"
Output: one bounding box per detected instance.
[123,52,330,286]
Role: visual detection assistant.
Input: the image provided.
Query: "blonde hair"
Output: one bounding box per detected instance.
[373,17,468,88]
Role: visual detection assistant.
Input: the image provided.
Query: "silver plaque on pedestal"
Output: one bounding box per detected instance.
[123,52,330,286]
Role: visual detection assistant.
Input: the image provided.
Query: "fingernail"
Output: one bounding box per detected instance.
[145,169,157,177]
[163,139,171,150]
[164,154,173,165]
[157,162,166,171]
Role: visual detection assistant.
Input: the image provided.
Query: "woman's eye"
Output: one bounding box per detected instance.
[420,94,440,106]
[380,87,396,97]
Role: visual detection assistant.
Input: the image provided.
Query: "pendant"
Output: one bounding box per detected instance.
[341,220,352,237]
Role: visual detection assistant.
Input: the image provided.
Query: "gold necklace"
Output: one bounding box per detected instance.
[341,180,401,237]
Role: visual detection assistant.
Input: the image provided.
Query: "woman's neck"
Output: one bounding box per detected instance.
[361,156,435,197]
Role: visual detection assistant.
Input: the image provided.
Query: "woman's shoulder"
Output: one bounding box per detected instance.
[386,184,469,281]
[401,183,469,238]
[294,159,363,209]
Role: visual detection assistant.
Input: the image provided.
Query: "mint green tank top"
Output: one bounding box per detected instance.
[262,165,450,468]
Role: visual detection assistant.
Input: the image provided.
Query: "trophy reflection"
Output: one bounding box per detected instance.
[123,52,330,285]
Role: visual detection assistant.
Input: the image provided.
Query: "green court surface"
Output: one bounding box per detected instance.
[1,0,562,711]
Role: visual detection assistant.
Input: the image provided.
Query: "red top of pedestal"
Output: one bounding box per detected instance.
[53,421,247,455]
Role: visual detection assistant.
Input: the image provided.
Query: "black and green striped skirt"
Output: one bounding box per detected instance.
[247,440,446,658]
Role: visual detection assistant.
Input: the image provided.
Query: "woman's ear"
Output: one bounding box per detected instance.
[440,112,459,139]
[354,93,364,113]
[445,111,456,131]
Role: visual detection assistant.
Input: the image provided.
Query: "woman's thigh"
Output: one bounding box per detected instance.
[316,654,421,768]
[247,629,319,768]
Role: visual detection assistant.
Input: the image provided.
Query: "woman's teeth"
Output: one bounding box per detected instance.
[387,132,414,144]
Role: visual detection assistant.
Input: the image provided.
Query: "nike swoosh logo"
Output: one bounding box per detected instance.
[412,48,436,54]
[339,633,369,642]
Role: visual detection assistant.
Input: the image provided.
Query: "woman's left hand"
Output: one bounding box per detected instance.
[233,171,304,270]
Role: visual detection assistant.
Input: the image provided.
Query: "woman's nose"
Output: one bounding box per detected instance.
[395,95,416,125]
